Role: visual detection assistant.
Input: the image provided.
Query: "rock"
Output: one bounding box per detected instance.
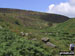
[31,38,37,41]
[46,42,56,48]
[25,33,29,36]
[20,32,25,36]
[20,32,29,36]
[40,26,42,29]
[41,37,49,43]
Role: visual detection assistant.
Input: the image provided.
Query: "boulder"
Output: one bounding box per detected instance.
[46,42,56,48]
[25,33,29,36]
[20,32,25,36]
[41,37,49,43]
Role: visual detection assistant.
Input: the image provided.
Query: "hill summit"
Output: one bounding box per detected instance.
[0,8,69,32]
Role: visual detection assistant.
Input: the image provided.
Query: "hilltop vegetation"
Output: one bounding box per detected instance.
[0,8,69,33]
[0,8,75,56]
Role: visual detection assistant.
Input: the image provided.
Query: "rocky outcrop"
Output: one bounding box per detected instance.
[41,37,56,48]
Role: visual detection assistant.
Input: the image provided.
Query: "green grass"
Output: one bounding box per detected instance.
[0,27,53,56]
[0,8,75,56]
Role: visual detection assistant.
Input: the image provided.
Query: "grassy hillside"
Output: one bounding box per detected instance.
[0,8,75,56]
[0,8,70,35]
[54,18,75,33]
[43,18,75,33]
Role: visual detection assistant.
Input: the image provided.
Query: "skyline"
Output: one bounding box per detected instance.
[0,0,68,12]
[0,0,75,17]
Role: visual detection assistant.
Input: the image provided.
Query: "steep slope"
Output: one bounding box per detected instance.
[42,18,75,33]
[52,18,75,33]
